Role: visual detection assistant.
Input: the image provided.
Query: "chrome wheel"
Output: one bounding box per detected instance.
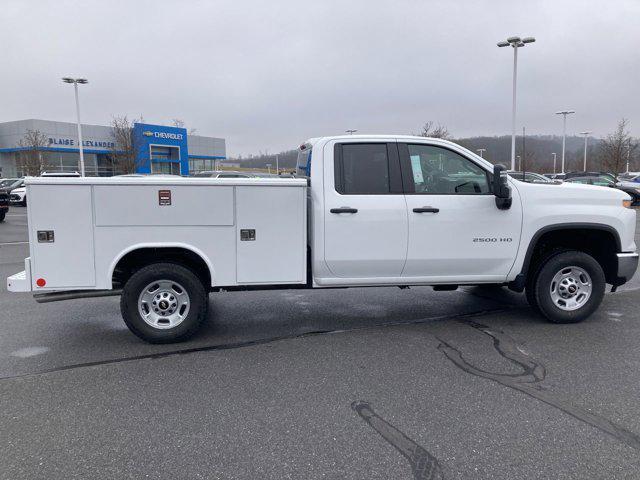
[549,266,592,311]
[138,280,190,329]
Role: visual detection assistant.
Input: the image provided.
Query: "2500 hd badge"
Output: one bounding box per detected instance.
[473,237,513,243]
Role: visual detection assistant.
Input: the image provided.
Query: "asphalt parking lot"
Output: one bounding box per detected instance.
[1,206,640,479]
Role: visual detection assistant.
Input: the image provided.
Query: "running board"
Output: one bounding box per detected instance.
[34,289,122,303]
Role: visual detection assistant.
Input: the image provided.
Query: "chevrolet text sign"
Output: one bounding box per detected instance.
[142,130,183,140]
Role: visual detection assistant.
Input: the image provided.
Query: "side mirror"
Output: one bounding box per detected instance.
[493,164,512,210]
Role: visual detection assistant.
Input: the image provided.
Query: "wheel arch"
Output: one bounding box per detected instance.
[110,243,215,289]
[521,223,621,284]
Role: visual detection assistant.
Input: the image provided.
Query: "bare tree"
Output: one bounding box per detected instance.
[599,118,638,173]
[17,129,49,176]
[171,118,197,135]
[415,121,451,139]
[110,116,140,174]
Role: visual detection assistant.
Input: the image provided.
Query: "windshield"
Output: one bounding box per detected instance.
[0,179,18,187]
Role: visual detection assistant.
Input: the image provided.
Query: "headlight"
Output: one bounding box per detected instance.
[623,199,633,208]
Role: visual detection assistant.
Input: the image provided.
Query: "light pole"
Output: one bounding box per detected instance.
[266,163,272,174]
[552,152,557,174]
[276,154,279,174]
[580,131,592,172]
[62,77,88,176]
[555,110,575,173]
[476,148,486,158]
[498,35,535,171]
[517,155,521,171]
[346,129,357,135]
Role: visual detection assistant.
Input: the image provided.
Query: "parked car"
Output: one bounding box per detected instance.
[618,172,640,183]
[544,172,566,180]
[564,176,640,206]
[507,171,554,183]
[0,178,25,192]
[7,135,638,343]
[564,171,618,182]
[9,186,27,206]
[193,170,257,178]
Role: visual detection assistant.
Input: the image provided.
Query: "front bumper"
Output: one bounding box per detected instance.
[613,252,639,286]
[9,194,24,203]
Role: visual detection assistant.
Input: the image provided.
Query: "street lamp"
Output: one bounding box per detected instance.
[580,131,592,172]
[497,35,535,171]
[62,77,88,176]
[476,148,486,158]
[551,152,557,174]
[555,110,575,173]
[346,129,357,135]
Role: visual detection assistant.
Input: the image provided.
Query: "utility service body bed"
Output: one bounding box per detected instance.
[8,176,308,294]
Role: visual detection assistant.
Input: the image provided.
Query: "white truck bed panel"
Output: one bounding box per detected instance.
[94,185,234,226]
[236,186,307,284]
[28,185,96,288]
[24,177,308,291]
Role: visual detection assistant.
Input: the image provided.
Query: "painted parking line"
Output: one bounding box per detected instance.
[6,214,27,217]
[0,241,29,245]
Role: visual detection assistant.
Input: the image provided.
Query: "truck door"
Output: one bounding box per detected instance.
[398,142,522,281]
[323,140,408,278]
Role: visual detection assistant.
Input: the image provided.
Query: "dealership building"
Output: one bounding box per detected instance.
[0,119,226,177]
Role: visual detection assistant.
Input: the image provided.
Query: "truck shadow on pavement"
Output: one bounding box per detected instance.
[351,401,445,480]
[437,321,640,451]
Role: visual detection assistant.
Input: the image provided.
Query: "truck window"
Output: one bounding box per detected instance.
[297,146,312,177]
[334,143,391,194]
[404,144,490,194]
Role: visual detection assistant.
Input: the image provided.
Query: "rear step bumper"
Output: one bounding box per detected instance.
[33,289,122,303]
[7,257,31,292]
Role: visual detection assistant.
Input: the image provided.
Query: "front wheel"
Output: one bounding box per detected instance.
[120,263,208,343]
[0,211,5,222]
[533,250,605,324]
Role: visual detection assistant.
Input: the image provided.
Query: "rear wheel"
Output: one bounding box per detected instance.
[0,211,5,222]
[120,263,208,343]
[533,250,605,324]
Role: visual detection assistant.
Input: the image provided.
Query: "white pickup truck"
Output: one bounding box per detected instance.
[7,135,638,343]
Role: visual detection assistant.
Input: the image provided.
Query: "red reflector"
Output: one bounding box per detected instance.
[36,278,46,287]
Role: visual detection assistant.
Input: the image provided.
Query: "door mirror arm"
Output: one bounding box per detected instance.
[492,164,512,210]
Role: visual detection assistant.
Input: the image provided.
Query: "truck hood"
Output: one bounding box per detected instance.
[512,178,630,205]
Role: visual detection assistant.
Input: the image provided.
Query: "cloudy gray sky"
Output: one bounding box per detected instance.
[2,0,639,156]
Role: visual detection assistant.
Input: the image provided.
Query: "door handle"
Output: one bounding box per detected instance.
[330,207,358,214]
[413,206,439,213]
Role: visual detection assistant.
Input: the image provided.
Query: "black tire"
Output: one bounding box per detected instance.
[525,248,568,313]
[525,276,540,313]
[120,263,208,343]
[533,250,605,324]
[0,211,5,222]
[21,197,27,207]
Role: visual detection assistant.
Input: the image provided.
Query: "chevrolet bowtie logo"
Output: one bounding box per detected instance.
[142,131,153,137]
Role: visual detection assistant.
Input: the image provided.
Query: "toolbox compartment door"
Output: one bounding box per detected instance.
[236,186,306,284]
[29,185,95,289]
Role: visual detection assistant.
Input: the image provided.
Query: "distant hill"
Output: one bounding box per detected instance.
[229,134,619,174]
[455,135,602,172]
